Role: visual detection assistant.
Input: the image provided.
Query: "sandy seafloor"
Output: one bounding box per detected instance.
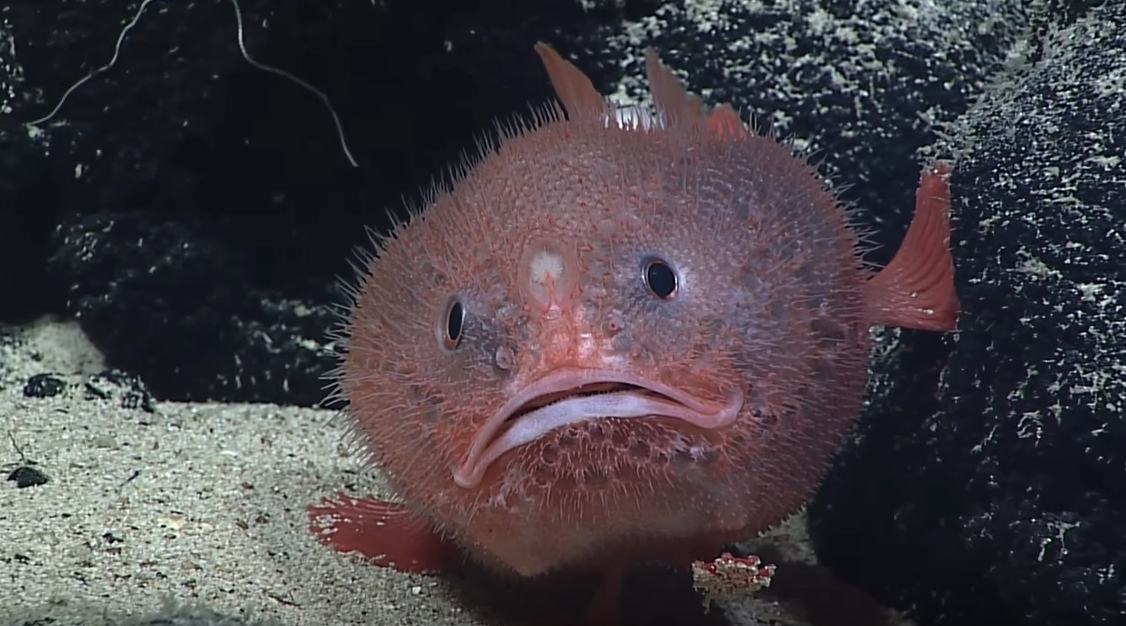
[0,318,914,626]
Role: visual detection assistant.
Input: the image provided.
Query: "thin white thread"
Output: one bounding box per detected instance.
[25,0,358,168]
[226,0,357,167]
[25,0,159,127]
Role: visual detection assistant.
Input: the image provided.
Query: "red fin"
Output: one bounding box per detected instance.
[705,104,749,139]
[644,48,702,128]
[307,494,450,574]
[645,48,749,141]
[866,162,960,331]
[534,42,608,122]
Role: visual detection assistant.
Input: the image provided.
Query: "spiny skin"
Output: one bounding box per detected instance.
[339,90,877,576]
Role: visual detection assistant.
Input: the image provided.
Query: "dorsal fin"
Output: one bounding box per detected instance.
[536,43,751,138]
[533,42,609,123]
[645,48,750,139]
[644,48,703,129]
[705,103,750,139]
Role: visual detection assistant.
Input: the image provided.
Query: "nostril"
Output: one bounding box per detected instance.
[603,311,626,334]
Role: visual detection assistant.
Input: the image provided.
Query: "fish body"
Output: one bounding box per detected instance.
[309,43,959,624]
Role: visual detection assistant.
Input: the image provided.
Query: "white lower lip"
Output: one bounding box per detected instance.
[451,368,744,489]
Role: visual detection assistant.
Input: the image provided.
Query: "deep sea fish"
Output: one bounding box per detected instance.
[308,42,959,626]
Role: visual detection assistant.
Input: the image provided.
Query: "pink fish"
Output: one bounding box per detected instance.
[308,42,959,625]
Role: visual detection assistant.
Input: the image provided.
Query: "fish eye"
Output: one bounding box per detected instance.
[642,257,679,300]
[437,295,465,351]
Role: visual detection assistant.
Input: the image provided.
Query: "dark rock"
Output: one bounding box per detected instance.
[45,211,338,405]
[83,369,157,413]
[0,19,58,322]
[809,2,1126,625]
[3,429,49,489]
[6,465,49,489]
[21,373,66,398]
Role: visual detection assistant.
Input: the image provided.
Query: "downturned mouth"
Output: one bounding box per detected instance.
[451,367,744,489]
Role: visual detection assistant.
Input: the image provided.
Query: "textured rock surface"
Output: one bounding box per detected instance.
[44,211,338,405]
[809,2,1126,625]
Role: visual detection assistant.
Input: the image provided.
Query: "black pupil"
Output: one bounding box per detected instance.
[645,260,677,299]
[446,300,464,342]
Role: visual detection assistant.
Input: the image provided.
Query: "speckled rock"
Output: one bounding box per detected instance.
[44,211,338,405]
[809,2,1126,625]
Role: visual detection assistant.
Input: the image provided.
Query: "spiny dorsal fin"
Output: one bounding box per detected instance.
[534,42,609,123]
[644,47,703,128]
[705,103,751,139]
[645,48,751,139]
[537,43,751,138]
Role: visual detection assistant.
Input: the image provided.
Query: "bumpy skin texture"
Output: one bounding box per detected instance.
[342,103,873,577]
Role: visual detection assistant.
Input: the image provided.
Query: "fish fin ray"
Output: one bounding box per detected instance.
[534,42,608,123]
[866,162,960,331]
[307,494,450,573]
[705,104,750,139]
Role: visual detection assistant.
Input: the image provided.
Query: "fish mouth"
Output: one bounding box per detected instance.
[451,367,744,489]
